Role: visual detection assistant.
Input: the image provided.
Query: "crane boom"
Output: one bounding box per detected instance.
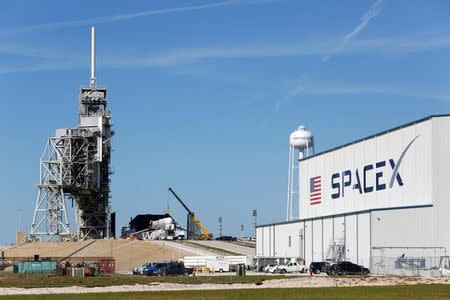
[168,187,212,240]
[168,187,192,214]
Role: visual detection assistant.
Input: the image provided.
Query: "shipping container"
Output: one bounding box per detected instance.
[14,261,57,274]
[99,259,115,274]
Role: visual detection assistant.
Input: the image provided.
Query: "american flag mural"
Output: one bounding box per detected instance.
[310,176,321,205]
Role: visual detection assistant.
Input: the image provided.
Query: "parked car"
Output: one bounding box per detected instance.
[142,263,167,276]
[276,262,307,274]
[263,264,278,273]
[326,261,370,276]
[133,263,153,275]
[309,262,330,274]
[215,236,237,241]
[148,262,193,277]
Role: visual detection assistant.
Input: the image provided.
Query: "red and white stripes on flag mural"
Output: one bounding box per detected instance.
[310,176,321,205]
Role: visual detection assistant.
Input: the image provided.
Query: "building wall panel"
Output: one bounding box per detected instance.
[274,223,301,258]
[261,226,272,256]
[322,218,334,260]
[345,215,357,263]
[371,207,434,254]
[256,226,263,256]
[312,219,323,261]
[433,117,450,252]
[333,216,345,244]
[357,212,371,267]
[304,220,313,264]
[299,119,433,219]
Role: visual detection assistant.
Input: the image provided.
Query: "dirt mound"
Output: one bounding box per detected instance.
[4,240,194,273]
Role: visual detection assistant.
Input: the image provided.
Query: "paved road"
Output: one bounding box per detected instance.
[151,240,218,257]
[189,240,255,257]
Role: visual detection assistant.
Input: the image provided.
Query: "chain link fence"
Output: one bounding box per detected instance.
[371,256,445,276]
[371,247,448,276]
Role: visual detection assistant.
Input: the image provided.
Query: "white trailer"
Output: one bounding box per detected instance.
[206,260,230,272]
[183,255,248,272]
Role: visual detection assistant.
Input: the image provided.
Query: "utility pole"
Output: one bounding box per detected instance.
[18,209,22,232]
[218,217,223,237]
[252,209,257,239]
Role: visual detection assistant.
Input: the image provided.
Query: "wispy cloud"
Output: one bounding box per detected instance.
[0,61,80,74]
[323,0,383,62]
[283,82,450,102]
[344,0,383,42]
[2,0,259,35]
[105,34,450,68]
[1,33,450,75]
[273,78,306,112]
[0,43,82,60]
[265,80,450,129]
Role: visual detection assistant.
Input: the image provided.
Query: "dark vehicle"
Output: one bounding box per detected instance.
[326,261,370,276]
[148,262,193,277]
[133,262,153,275]
[215,236,237,241]
[309,262,330,274]
[142,263,166,276]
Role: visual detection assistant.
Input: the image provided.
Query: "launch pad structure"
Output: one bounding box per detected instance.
[30,27,114,241]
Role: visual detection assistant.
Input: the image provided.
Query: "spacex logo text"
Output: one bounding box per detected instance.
[331,159,402,199]
[329,135,420,200]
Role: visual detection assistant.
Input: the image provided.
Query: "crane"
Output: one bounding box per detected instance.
[168,187,212,240]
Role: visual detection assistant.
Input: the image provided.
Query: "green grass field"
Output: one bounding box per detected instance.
[0,273,285,288]
[1,284,449,300]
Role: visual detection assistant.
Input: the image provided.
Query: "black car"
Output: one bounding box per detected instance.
[309,262,330,274]
[215,236,237,241]
[151,262,193,277]
[326,261,370,276]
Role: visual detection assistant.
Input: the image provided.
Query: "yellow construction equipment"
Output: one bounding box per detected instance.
[168,187,212,240]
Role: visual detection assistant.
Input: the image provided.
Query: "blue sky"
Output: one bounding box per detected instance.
[0,0,449,243]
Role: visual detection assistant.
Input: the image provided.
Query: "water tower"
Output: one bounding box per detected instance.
[287,125,314,221]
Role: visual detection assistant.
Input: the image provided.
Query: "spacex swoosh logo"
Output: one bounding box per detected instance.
[389,135,420,189]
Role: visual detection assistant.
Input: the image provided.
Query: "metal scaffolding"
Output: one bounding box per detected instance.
[30,138,71,239]
[30,27,113,241]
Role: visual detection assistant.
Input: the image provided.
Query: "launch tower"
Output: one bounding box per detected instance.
[30,27,114,240]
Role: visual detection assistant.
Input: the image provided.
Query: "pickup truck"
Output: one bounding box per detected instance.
[276,262,308,274]
[142,263,166,276]
[133,263,153,275]
[149,262,194,277]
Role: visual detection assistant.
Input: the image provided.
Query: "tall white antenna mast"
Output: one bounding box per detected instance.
[90,26,96,87]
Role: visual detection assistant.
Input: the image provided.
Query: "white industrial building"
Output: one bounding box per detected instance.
[256,115,450,275]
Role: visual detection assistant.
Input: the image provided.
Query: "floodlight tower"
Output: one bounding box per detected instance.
[287,125,313,221]
[31,27,114,240]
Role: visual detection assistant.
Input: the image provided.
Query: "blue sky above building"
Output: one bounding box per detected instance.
[0,0,449,242]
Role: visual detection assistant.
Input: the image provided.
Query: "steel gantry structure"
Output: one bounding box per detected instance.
[30,27,114,240]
